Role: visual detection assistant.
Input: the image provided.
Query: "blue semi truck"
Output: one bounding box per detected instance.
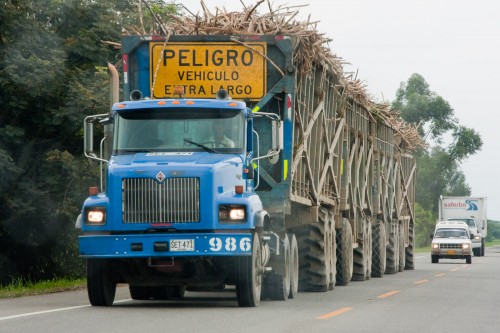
[76,34,416,307]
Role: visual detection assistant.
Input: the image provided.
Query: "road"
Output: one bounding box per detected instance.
[1,247,500,333]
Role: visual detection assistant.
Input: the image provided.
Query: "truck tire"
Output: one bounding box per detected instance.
[297,208,333,292]
[466,255,472,264]
[352,218,372,281]
[431,255,439,264]
[481,240,485,256]
[398,225,406,272]
[288,233,299,299]
[87,259,116,306]
[405,220,415,270]
[336,218,353,286]
[385,220,399,274]
[262,234,290,301]
[371,220,386,278]
[236,233,262,307]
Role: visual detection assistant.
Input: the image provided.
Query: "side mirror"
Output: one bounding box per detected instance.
[470,234,475,240]
[429,233,434,239]
[84,119,94,155]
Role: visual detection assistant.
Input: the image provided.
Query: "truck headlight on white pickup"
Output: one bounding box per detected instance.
[218,205,246,223]
[84,207,106,225]
[462,243,470,249]
[432,243,439,249]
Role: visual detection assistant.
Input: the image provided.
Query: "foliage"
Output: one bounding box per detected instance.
[486,220,500,242]
[0,0,181,285]
[393,73,482,247]
[414,203,436,247]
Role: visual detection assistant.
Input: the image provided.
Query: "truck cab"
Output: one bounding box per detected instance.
[442,218,482,256]
[430,221,473,264]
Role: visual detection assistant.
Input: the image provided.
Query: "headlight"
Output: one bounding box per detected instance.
[219,205,246,223]
[84,207,106,225]
[432,243,439,249]
[474,235,480,240]
[462,243,470,249]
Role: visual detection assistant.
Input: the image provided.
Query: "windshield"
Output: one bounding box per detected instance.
[449,218,476,228]
[434,228,468,238]
[113,108,245,154]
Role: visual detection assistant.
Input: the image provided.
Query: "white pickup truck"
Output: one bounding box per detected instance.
[430,221,473,264]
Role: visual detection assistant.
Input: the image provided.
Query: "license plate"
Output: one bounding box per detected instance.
[170,239,194,252]
[447,250,456,255]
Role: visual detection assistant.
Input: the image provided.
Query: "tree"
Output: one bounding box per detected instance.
[393,73,482,214]
[0,0,182,285]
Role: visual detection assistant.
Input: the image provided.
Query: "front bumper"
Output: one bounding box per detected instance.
[78,233,253,258]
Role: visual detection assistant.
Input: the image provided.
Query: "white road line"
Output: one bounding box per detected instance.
[0,299,132,322]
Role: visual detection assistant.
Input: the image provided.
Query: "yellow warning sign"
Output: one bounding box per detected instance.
[150,42,267,100]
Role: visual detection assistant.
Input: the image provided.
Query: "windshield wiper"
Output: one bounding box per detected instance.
[183,139,219,154]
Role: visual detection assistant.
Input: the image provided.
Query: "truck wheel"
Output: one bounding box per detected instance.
[297,208,333,292]
[481,240,485,256]
[262,234,290,301]
[466,255,472,264]
[236,233,262,307]
[398,225,406,272]
[288,233,299,299]
[352,218,372,281]
[87,259,116,306]
[371,220,386,278]
[336,218,353,286]
[405,220,415,270]
[385,219,398,274]
[431,255,438,264]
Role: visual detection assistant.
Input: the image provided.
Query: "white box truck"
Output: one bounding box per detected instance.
[438,196,487,256]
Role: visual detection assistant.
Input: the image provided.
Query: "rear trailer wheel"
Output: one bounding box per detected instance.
[385,220,399,274]
[336,218,353,286]
[352,218,372,281]
[405,220,415,270]
[262,234,291,301]
[288,233,299,299]
[371,220,386,278]
[87,259,116,306]
[236,233,262,307]
[398,225,406,272]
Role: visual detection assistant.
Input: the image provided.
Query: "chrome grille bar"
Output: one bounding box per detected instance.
[122,177,200,223]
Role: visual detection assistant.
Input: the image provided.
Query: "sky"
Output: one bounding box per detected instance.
[177,0,500,221]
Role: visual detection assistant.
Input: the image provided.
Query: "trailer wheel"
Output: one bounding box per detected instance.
[371,220,386,278]
[352,218,372,281]
[236,233,262,307]
[87,259,116,306]
[262,234,290,301]
[385,219,399,274]
[336,218,353,286]
[405,219,415,270]
[297,208,333,292]
[288,233,299,299]
[398,225,406,272]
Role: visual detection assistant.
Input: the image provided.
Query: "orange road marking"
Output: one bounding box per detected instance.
[377,290,401,299]
[435,273,446,277]
[414,279,429,285]
[316,307,353,320]
[450,267,460,272]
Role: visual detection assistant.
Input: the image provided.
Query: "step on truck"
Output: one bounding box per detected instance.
[76,33,417,307]
[438,196,487,256]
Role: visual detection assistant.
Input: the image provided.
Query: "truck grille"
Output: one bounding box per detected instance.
[122,178,200,223]
[439,244,461,249]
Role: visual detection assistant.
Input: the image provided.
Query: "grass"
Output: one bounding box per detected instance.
[0,277,86,299]
[1,241,499,299]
